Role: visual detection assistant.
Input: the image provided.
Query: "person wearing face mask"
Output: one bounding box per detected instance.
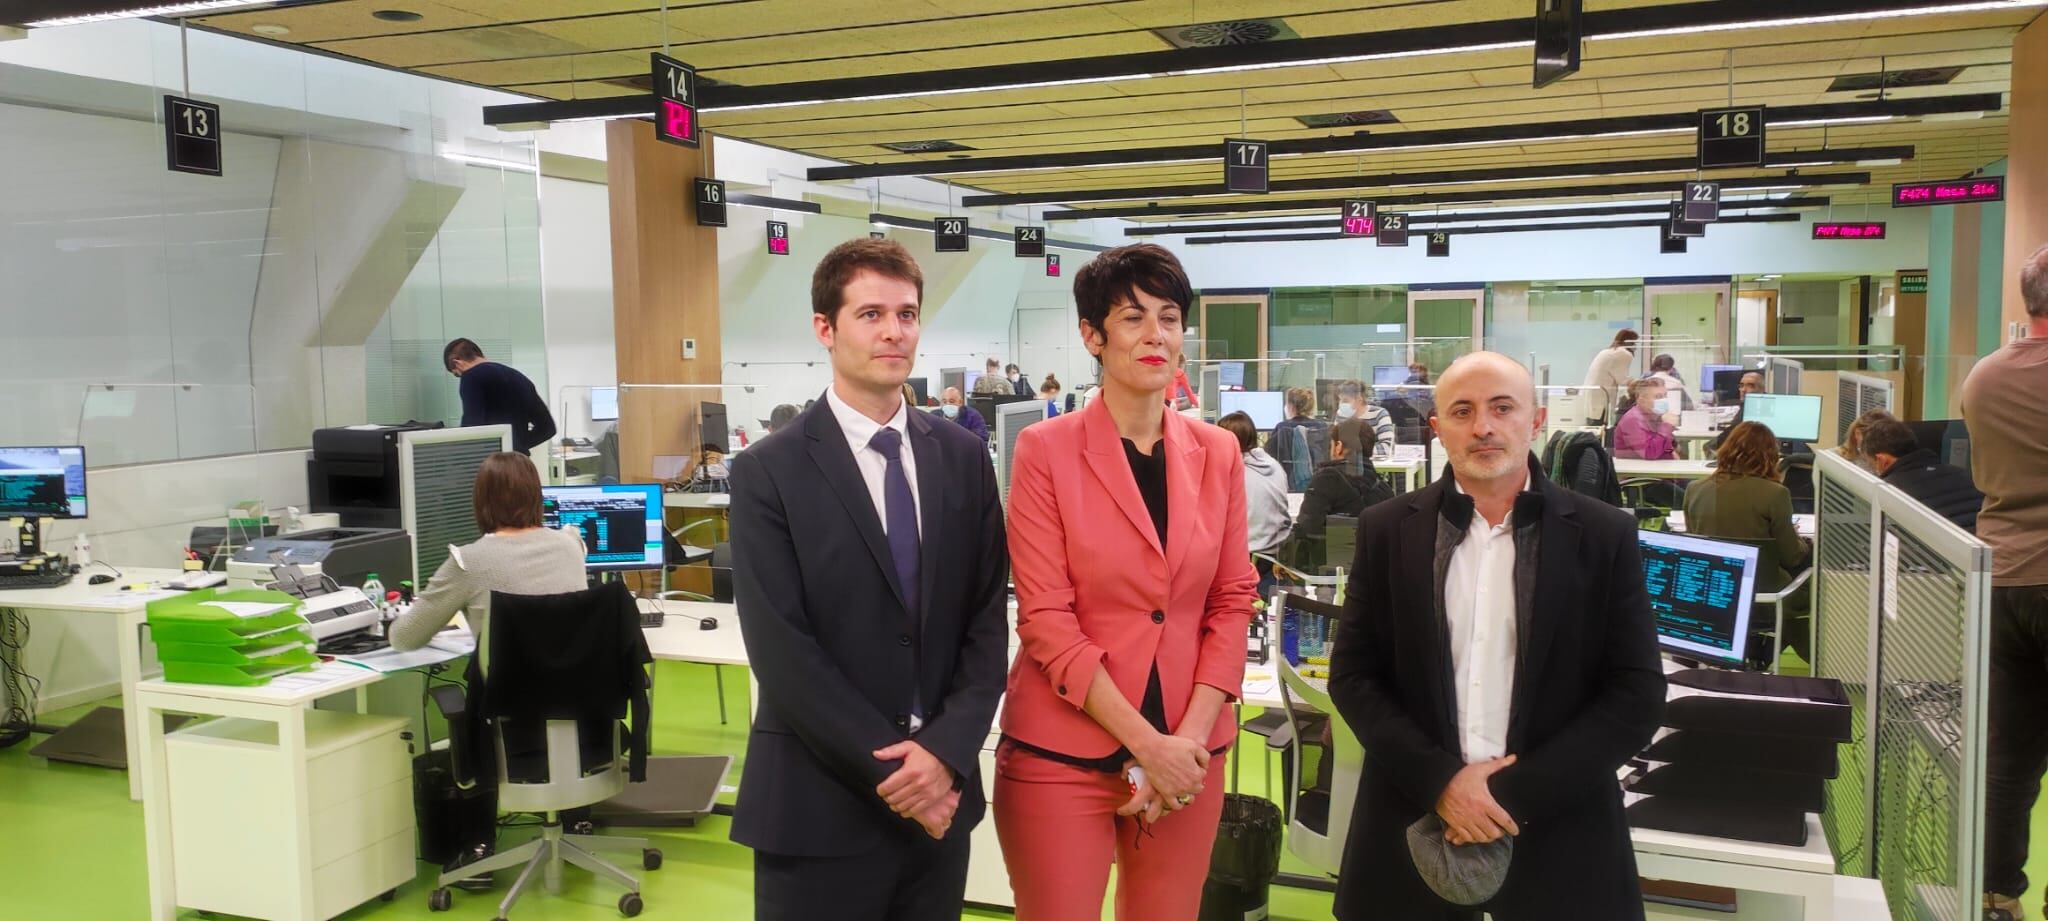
[939,386,989,444]
[1646,353,1695,411]
[997,243,1258,920]
[1335,380,1396,458]
[1612,378,1678,461]
[1008,363,1033,397]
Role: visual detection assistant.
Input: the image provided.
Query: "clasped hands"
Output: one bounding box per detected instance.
[1435,755,1520,846]
[1116,732,1210,823]
[875,741,960,840]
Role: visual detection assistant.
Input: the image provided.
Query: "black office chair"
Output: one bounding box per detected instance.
[1324,515,1358,573]
[1781,452,1817,516]
[1711,536,1813,673]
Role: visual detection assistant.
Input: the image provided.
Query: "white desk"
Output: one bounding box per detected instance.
[0,566,193,800]
[1634,814,1841,921]
[1616,458,1719,480]
[136,660,435,921]
[642,600,747,666]
[663,492,730,510]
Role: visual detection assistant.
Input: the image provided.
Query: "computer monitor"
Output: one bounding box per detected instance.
[1372,365,1408,399]
[1711,368,1751,405]
[1640,530,1759,665]
[1218,391,1286,430]
[541,484,666,573]
[0,446,87,519]
[1742,393,1822,443]
[906,377,930,405]
[1218,361,1246,389]
[1697,364,1740,395]
[965,370,985,393]
[589,386,619,422]
[699,402,730,452]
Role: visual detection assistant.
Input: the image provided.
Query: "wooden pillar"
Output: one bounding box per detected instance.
[2005,14,2048,335]
[605,120,721,484]
[1894,270,1928,420]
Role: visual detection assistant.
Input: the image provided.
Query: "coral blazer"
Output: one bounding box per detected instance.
[1003,397,1259,758]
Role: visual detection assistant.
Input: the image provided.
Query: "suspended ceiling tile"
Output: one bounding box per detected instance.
[198,1,495,44]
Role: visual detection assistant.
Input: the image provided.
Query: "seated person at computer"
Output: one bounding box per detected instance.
[1333,380,1395,458]
[1267,387,1329,490]
[939,387,989,443]
[1038,375,1063,418]
[1708,370,1767,451]
[1288,418,1392,570]
[388,452,588,654]
[1854,410,1984,533]
[1682,421,1812,663]
[1613,378,1679,461]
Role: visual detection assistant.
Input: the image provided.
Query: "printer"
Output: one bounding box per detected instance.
[306,422,441,529]
[227,528,413,592]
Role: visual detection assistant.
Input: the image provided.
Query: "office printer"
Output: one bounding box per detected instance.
[227,528,413,592]
[306,422,441,529]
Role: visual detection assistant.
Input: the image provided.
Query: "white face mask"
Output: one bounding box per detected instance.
[1336,404,1358,420]
[941,404,959,418]
[1652,398,1672,415]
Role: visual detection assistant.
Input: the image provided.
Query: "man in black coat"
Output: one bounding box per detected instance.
[1857,411,1983,533]
[728,239,1009,921]
[1329,351,1666,921]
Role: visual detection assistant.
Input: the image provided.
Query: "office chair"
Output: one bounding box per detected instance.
[428,587,659,918]
[1274,594,1363,878]
[1715,536,1814,673]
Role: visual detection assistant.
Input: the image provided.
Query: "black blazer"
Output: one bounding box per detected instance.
[727,396,1009,857]
[1328,460,1666,921]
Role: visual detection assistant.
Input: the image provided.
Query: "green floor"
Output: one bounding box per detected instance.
[0,661,1341,920]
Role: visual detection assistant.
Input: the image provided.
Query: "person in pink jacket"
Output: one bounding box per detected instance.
[1612,377,1679,460]
[997,244,1258,920]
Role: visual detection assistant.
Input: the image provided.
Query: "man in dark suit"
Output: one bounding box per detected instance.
[1856,411,1983,533]
[728,238,1008,921]
[1329,351,1666,921]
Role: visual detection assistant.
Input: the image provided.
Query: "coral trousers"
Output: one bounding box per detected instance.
[993,744,1229,921]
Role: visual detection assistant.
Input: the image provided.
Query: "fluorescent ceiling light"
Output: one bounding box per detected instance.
[28,1,276,26]
[1775,115,1895,127]
[1592,1,2048,41]
[439,151,536,173]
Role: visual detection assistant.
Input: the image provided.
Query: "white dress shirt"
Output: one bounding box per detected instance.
[823,385,922,538]
[1444,480,1520,764]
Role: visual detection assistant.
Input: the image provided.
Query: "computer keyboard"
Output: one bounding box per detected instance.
[0,567,75,590]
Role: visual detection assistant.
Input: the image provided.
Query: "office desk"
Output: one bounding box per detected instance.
[1616,458,1719,480]
[1676,431,1719,460]
[136,659,448,921]
[663,492,731,510]
[0,566,193,799]
[1634,814,1841,921]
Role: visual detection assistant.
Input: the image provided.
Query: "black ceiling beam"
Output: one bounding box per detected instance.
[1044,172,1869,221]
[865,212,1108,251]
[1125,196,1833,235]
[726,192,823,214]
[481,0,2009,131]
[1184,212,1802,244]
[810,94,1991,182]
[963,146,1911,207]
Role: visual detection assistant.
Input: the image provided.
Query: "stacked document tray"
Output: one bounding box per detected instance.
[146,589,317,686]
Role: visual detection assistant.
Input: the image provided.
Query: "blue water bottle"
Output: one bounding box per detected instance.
[1281,606,1301,664]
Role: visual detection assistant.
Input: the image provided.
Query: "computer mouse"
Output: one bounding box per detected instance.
[699,616,718,631]
[89,574,115,585]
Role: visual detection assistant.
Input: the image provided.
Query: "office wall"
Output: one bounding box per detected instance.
[538,175,620,439]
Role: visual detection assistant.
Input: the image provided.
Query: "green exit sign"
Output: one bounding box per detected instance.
[1900,274,1929,294]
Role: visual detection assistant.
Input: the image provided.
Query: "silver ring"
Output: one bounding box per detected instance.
[1176,793,1193,806]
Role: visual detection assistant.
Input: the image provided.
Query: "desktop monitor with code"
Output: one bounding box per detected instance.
[1218,391,1286,430]
[1741,393,1822,442]
[542,484,666,573]
[1640,530,1759,665]
[0,446,87,519]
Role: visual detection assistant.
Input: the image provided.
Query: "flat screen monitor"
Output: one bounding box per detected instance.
[1697,364,1740,395]
[0,445,87,519]
[1218,391,1286,430]
[1712,368,1751,404]
[699,402,730,452]
[965,370,985,393]
[1373,365,1408,386]
[542,484,666,573]
[1742,393,1822,443]
[1217,361,1246,389]
[590,386,619,422]
[1640,530,1759,665]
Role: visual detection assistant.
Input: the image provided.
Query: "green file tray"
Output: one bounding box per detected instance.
[161,660,313,687]
[150,621,312,647]
[156,641,319,669]
[147,589,309,642]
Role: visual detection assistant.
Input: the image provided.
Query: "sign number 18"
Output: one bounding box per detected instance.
[1713,111,1753,137]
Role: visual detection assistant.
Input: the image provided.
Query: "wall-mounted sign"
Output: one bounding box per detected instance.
[934,217,969,252]
[1426,232,1450,257]
[1340,200,1376,237]
[1697,105,1764,169]
[693,178,726,226]
[651,53,698,147]
[164,96,222,177]
[1811,222,1887,240]
[1532,0,1583,89]
[1375,212,1410,247]
[1668,204,1705,238]
[765,220,789,255]
[1900,273,1929,294]
[1683,181,1721,222]
[1045,254,1062,277]
[1891,177,2003,207]
[1014,226,1045,257]
[1660,228,1688,254]
[1224,139,1269,194]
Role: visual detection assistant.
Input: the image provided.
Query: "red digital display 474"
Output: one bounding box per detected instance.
[1341,200,1376,237]
[1812,222,1886,240]
[652,53,698,148]
[1892,177,2002,207]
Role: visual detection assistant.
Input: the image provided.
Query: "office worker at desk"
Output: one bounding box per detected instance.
[727,238,1008,921]
[1328,352,1664,921]
[1707,369,1767,452]
[1682,420,1811,664]
[387,451,587,655]
[442,338,557,453]
[998,244,1258,920]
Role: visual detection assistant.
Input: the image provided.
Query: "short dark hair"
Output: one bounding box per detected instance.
[1217,412,1259,453]
[1332,418,1369,458]
[767,404,801,432]
[1650,353,1676,373]
[472,452,543,533]
[1858,411,1917,459]
[811,237,924,326]
[1072,243,1194,345]
[1612,329,1640,348]
[1336,380,1364,402]
[443,338,483,372]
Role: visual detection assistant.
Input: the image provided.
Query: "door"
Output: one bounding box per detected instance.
[1194,294,1268,388]
[1644,282,1730,400]
[1407,288,1482,377]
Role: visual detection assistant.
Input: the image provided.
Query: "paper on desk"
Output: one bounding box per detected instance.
[337,645,463,673]
[202,600,293,619]
[69,588,184,608]
[265,661,362,693]
[1241,668,1277,698]
[428,627,476,656]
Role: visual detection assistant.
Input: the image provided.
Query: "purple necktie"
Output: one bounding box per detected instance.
[868,428,920,616]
